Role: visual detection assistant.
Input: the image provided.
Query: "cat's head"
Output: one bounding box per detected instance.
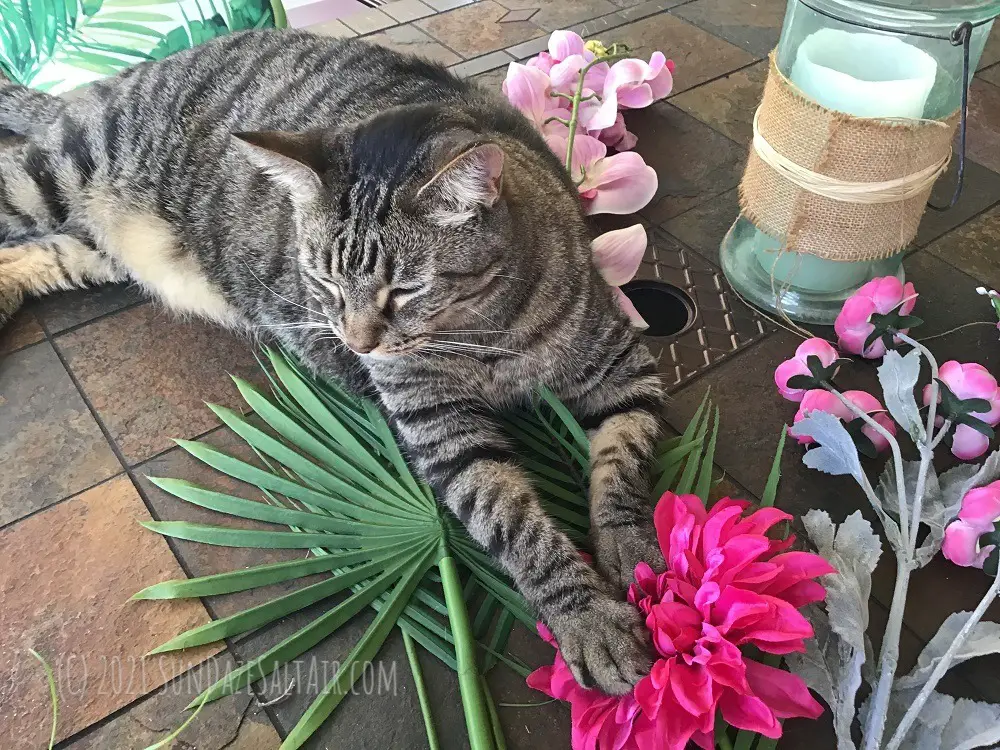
[232,103,582,358]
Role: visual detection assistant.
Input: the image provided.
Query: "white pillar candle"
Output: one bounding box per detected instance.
[757,29,939,292]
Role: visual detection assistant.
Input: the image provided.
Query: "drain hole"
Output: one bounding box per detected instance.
[620,280,696,338]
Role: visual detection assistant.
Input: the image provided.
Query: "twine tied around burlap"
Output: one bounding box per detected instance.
[739,53,959,262]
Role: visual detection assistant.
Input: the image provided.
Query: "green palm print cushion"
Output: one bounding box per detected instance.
[0,0,282,94]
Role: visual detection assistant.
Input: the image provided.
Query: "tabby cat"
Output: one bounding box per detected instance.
[0,30,666,695]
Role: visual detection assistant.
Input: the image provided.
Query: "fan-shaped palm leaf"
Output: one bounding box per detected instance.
[136,348,717,749]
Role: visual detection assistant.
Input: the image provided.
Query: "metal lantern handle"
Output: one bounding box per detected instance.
[796,1,999,211]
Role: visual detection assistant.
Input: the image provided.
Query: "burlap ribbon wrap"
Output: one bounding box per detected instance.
[739,54,959,262]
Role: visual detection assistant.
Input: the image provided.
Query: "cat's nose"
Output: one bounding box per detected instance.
[345,337,377,354]
[342,317,382,354]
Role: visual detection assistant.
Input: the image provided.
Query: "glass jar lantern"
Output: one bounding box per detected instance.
[720,0,1000,324]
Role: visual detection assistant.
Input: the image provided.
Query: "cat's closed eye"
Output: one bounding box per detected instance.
[385,285,425,310]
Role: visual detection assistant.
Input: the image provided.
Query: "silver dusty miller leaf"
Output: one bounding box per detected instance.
[877,459,938,563]
[862,687,953,750]
[787,604,862,750]
[790,510,882,750]
[939,698,1000,750]
[895,612,1000,692]
[879,348,925,442]
[792,411,865,484]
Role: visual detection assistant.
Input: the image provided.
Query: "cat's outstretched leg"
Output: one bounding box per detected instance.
[569,337,666,595]
[385,394,653,696]
[0,236,123,324]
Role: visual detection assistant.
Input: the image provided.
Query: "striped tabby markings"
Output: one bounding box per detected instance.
[85,203,239,327]
[0,236,120,321]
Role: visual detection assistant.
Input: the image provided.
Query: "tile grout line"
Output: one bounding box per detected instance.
[0,469,127,534]
[42,314,289,743]
[38,314,290,724]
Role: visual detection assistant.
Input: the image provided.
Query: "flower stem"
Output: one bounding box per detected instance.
[439,553,496,750]
[563,51,628,173]
[894,331,941,550]
[862,557,910,750]
[821,383,911,554]
[885,570,1000,750]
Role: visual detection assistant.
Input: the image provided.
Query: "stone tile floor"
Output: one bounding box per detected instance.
[2,1,1000,748]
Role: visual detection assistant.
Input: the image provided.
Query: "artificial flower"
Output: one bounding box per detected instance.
[834,276,917,358]
[592,224,648,328]
[593,112,638,151]
[942,480,1000,569]
[503,62,563,131]
[548,132,658,215]
[773,337,839,402]
[922,361,1000,461]
[587,53,675,131]
[793,389,897,453]
[528,493,830,750]
[527,623,645,750]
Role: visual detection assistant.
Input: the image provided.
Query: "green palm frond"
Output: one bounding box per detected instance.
[137,348,717,749]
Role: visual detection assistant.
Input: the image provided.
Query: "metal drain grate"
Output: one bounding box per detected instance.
[637,228,773,393]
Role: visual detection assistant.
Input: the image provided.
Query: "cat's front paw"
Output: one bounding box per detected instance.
[550,597,653,696]
[594,523,665,595]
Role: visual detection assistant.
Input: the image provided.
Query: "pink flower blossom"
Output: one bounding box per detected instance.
[793,389,898,453]
[922,361,1000,461]
[592,225,648,329]
[527,493,830,750]
[942,480,1000,569]
[593,112,638,151]
[834,276,917,358]
[587,53,675,131]
[503,62,563,132]
[774,338,839,402]
[527,623,645,750]
[548,132,658,215]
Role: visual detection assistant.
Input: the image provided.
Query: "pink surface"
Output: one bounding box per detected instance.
[283,0,369,28]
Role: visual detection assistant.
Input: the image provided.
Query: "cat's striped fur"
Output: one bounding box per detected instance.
[0,30,666,695]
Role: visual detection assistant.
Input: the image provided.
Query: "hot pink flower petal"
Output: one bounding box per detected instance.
[591,225,647,287]
[862,412,898,454]
[952,424,990,461]
[834,276,916,358]
[580,151,658,215]
[942,518,994,568]
[774,359,810,402]
[744,660,824,720]
[719,691,781,738]
[958,483,1000,525]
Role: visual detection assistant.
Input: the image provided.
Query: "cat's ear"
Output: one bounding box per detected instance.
[416,142,504,227]
[231,131,326,202]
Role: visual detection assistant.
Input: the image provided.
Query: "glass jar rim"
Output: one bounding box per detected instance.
[796,0,1000,35]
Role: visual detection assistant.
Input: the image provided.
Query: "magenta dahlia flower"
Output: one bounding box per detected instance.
[527,493,831,750]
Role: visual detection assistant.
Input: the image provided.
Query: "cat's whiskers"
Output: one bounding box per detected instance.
[241,260,325,320]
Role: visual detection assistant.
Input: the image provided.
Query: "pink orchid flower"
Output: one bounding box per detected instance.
[922,361,1000,461]
[548,132,658,215]
[593,112,638,151]
[592,224,648,329]
[834,276,918,358]
[774,338,839,402]
[503,62,565,132]
[942,480,1000,569]
[527,492,830,750]
[586,53,675,132]
[793,389,897,453]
